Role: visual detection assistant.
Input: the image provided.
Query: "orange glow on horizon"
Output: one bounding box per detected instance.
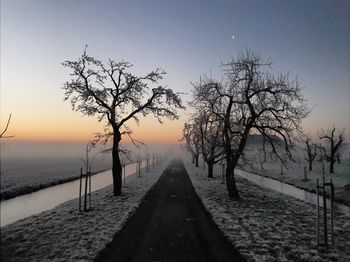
[5,113,186,145]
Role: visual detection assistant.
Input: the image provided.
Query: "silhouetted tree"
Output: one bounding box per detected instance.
[79,141,96,173]
[304,137,317,171]
[182,121,201,167]
[198,111,224,178]
[62,49,184,195]
[0,113,15,176]
[187,105,225,178]
[319,128,343,174]
[316,143,327,174]
[189,81,225,177]
[258,148,266,170]
[192,50,309,199]
[335,142,344,164]
[0,114,14,139]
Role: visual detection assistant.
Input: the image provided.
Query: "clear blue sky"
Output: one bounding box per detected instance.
[1,0,349,142]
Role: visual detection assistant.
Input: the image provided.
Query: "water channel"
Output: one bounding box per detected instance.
[1,160,349,227]
[236,169,350,215]
[1,162,138,227]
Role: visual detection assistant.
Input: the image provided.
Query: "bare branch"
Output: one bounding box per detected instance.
[0,114,15,139]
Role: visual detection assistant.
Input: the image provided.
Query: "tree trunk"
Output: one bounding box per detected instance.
[192,155,195,164]
[260,162,264,170]
[226,163,240,199]
[195,154,199,167]
[207,162,214,178]
[309,160,312,171]
[336,155,340,164]
[329,160,334,174]
[112,130,122,196]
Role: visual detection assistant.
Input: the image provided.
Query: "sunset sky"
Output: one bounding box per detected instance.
[1,0,349,144]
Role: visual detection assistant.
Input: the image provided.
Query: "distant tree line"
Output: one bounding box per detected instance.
[304,128,344,174]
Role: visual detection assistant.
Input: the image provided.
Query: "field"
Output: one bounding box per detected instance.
[1,158,171,261]
[183,156,350,261]
[0,142,114,200]
[242,143,350,205]
[0,142,170,200]
[1,156,112,200]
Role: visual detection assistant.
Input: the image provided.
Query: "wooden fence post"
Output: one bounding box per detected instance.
[330,179,334,246]
[88,166,91,210]
[123,163,126,186]
[79,168,82,211]
[316,178,319,246]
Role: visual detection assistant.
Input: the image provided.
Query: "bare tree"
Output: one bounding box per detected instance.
[258,148,266,170]
[79,141,97,173]
[192,50,309,199]
[62,49,184,196]
[335,142,344,164]
[0,114,14,139]
[0,114,15,176]
[319,128,343,174]
[199,111,225,178]
[304,137,317,171]
[316,143,327,175]
[182,121,201,167]
[189,106,224,178]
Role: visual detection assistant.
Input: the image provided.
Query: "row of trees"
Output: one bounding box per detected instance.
[304,128,344,174]
[183,50,310,199]
[62,48,344,199]
[184,49,346,199]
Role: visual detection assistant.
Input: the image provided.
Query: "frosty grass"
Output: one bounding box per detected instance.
[1,158,171,261]
[183,157,350,262]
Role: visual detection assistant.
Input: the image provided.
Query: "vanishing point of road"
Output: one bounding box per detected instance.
[95,159,245,262]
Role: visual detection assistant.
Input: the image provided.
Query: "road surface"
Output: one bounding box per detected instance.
[95,159,245,262]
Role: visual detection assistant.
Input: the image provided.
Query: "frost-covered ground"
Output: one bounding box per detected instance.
[183,156,350,262]
[1,157,170,261]
[1,142,169,200]
[242,150,350,206]
[1,156,113,200]
[219,140,350,206]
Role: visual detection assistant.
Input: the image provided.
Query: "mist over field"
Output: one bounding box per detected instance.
[1,0,349,261]
[0,141,176,200]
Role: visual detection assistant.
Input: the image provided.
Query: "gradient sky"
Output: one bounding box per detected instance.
[1,0,349,144]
